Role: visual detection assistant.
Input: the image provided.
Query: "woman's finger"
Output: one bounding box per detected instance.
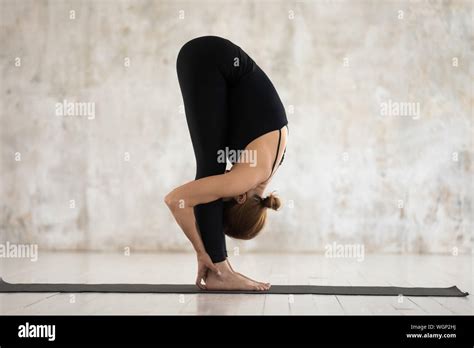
[201,268,209,283]
[206,261,221,275]
[195,276,206,290]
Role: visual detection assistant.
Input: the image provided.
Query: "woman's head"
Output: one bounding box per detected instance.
[223,192,281,240]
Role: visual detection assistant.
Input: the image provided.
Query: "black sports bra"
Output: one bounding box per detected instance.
[267,125,288,181]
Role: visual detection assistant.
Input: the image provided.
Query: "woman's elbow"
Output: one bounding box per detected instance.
[164,192,177,211]
[165,190,190,212]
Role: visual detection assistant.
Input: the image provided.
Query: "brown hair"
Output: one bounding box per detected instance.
[223,193,281,240]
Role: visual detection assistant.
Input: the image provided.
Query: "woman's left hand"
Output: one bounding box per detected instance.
[196,252,221,289]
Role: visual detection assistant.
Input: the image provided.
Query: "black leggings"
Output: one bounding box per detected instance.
[176,36,287,262]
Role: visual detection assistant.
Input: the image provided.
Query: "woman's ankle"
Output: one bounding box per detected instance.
[214,259,233,275]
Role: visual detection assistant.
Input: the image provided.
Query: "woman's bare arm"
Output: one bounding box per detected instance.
[164,197,220,288]
[164,165,267,210]
[164,162,266,283]
[165,202,206,254]
[164,164,265,260]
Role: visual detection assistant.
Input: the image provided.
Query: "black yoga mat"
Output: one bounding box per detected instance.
[0,278,468,296]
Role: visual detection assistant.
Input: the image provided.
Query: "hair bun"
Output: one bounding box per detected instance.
[262,194,281,211]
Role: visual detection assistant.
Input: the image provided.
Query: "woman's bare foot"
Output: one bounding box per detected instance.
[204,260,267,291]
[234,272,271,290]
[225,260,271,290]
[205,269,267,291]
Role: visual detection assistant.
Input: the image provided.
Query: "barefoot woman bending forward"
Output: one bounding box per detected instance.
[165,36,288,291]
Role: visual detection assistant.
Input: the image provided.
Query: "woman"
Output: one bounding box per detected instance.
[165,35,288,291]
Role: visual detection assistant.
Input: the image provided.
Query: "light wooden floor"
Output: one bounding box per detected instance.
[0,252,472,315]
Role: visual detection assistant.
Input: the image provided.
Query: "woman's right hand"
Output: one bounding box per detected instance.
[195,251,221,289]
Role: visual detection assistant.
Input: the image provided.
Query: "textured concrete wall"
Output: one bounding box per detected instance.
[0,0,472,254]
